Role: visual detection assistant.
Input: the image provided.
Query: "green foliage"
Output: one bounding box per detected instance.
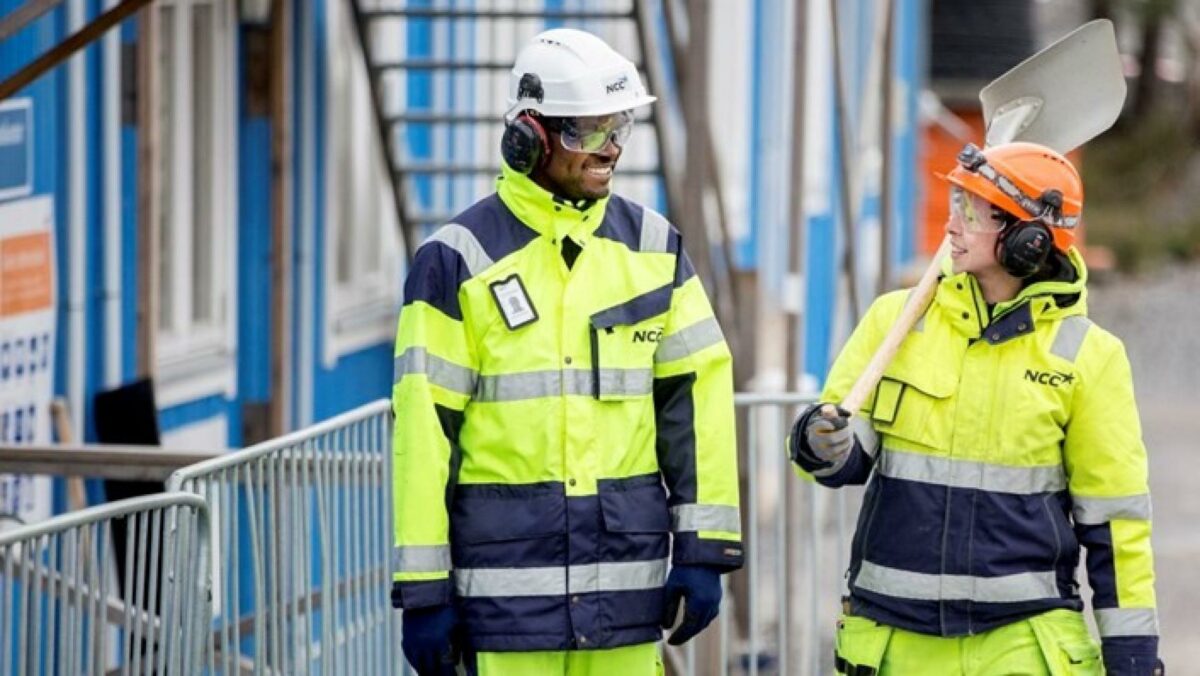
[1081,112,1200,272]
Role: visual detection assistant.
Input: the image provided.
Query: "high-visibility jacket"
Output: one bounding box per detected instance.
[792,248,1157,659]
[391,164,743,653]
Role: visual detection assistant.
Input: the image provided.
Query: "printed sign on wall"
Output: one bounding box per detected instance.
[0,195,56,533]
[0,98,33,202]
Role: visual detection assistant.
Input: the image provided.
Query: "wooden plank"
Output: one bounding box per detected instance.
[0,0,153,101]
[0,0,63,42]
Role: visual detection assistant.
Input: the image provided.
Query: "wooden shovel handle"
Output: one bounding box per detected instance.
[839,236,951,414]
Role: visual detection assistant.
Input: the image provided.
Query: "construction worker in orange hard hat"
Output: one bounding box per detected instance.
[787,141,1162,676]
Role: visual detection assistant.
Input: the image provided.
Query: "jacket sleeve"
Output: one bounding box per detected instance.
[787,294,894,488]
[391,241,478,608]
[652,246,743,572]
[1063,333,1159,673]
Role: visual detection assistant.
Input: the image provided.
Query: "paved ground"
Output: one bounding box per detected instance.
[1087,264,1200,670]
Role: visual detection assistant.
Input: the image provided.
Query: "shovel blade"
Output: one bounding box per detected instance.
[981,19,1126,153]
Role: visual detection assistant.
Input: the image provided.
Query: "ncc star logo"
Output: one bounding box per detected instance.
[1024,369,1076,388]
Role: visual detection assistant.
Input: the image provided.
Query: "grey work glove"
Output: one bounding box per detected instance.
[805,403,854,463]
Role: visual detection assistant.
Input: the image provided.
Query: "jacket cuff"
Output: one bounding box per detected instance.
[1102,636,1161,676]
[392,578,453,609]
[671,531,743,572]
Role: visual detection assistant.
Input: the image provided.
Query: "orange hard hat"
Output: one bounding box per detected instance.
[944,141,1083,250]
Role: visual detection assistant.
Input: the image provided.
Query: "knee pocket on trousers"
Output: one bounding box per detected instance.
[835,615,894,674]
[1028,610,1102,676]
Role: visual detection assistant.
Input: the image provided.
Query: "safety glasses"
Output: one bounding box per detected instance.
[949,186,1004,233]
[554,110,635,153]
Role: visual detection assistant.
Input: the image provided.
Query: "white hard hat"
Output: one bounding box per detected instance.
[505,28,656,120]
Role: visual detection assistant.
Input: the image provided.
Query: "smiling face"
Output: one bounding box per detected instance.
[946,187,1007,277]
[534,129,621,201]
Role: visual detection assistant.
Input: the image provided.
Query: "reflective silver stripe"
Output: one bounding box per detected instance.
[393,347,478,395]
[1072,494,1152,524]
[597,368,654,397]
[475,370,560,401]
[426,223,494,277]
[655,318,725,363]
[671,504,741,533]
[456,566,564,598]
[455,559,668,598]
[568,559,668,594]
[640,208,671,253]
[877,447,1066,495]
[851,416,881,459]
[474,368,653,402]
[393,545,452,574]
[1095,607,1159,637]
[1051,316,1092,362]
[855,560,1058,604]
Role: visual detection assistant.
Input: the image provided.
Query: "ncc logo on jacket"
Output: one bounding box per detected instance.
[1024,369,1075,388]
[632,328,662,343]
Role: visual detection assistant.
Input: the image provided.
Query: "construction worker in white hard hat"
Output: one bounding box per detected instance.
[391,28,742,675]
[788,142,1162,675]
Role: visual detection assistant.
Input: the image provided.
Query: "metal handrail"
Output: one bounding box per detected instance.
[0,443,219,480]
[167,399,391,488]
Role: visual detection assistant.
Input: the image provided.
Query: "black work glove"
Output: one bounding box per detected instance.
[661,564,723,646]
[401,604,459,676]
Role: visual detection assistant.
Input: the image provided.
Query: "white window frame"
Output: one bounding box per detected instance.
[153,0,239,407]
[321,0,403,368]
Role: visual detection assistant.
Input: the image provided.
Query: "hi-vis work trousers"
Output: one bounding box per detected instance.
[835,609,1102,675]
[469,642,663,676]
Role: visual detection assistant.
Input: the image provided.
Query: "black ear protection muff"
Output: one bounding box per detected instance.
[994,188,1062,278]
[996,220,1053,279]
[501,73,551,174]
[501,113,550,175]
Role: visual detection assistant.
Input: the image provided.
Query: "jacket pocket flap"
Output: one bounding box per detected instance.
[590,284,672,330]
[599,475,670,533]
[888,336,960,398]
[451,484,566,544]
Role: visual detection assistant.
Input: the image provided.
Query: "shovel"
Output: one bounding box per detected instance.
[836,19,1127,416]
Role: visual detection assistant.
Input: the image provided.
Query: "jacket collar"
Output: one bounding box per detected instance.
[935,247,1089,344]
[496,161,610,245]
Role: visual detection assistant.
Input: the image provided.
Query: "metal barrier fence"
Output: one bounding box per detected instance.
[0,492,210,675]
[671,392,854,676]
[161,395,851,675]
[166,400,396,675]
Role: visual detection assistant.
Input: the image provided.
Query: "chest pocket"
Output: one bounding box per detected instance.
[870,347,958,451]
[589,284,672,401]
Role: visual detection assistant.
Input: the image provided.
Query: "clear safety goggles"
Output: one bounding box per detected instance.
[552,110,635,153]
[954,143,1078,229]
[948,186,1004,233]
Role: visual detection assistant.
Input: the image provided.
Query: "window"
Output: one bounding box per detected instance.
[323,0,404,366]
[154,0,238,405]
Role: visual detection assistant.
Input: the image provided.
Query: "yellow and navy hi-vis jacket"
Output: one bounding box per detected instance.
[791,248,1157,655]
[391,164,743,652]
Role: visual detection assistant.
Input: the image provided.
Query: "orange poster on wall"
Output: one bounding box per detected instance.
[0,231,52,316]
[0,194,56,532]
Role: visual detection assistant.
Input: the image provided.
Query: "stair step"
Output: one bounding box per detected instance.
[386,111,655,125]
[398,165,661,177]
[361,8,634,21]
[370,58,644,72]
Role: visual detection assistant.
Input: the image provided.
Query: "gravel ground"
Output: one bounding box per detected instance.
[1087,264,1200,670]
